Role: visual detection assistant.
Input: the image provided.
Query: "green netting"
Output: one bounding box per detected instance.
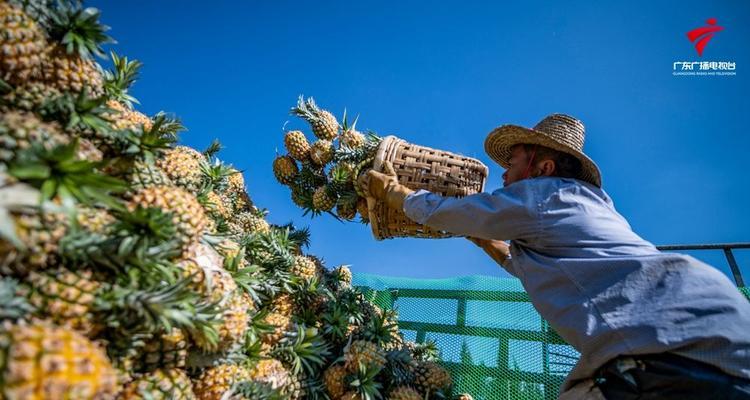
[355,273,750,400]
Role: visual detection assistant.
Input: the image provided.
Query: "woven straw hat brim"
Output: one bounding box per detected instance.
[484,124,602,188]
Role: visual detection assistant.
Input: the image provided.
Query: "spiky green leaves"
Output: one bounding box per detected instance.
[47,3,114,60]
[103,51,141,106]
[272,324,331,376]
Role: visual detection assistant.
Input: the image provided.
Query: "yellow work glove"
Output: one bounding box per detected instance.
[358,161,414,211]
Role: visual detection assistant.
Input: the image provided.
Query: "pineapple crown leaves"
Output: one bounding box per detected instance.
[333,131,382,165]
[202,139,223,159]
[0,277,35,321]
[226,380,285,400]
[346,361,385,400]
[47,1,115,59]
[7,139,126,209]
[412,339,441,362]
[320,302,354,343]
[151,111,186,138]
[275,222,311,250]
[228,263,266,306]
[361,309,399,347]
[290,95,339,128]
[109,114,178,164]
[340,108,360,135]
[109,206,183,261]
[103,51,142,107]
[271,324,331,376]
[97,277,221,347]
[200,158,236,192]
[39,89,112,134]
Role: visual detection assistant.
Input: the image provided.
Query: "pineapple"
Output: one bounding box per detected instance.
[290,255,317,281]
[312,186,336,211]
[41,3,112,98]
[205,190,231,220]
[193,364,253,400]
[124,160,173,190]
[135,328,189,372]
[323,364,347,399]
[291,96,339,140]
[413,361,452,395]
[248,359,291,392]
[270,293,294,316]
[76,206,115,234]
[0,209,67,274]
[0,2,46,85]
[178,243,237,304]
[389,386,422,400]
[356,198,370,222]
[336,202,357,221]
[118,368,196,400]
[233,211,270,234]
[127,185,210,251]
[107,99,153,132]
[0,111,67,164]
[21,267,102,336]
[272,155,298,185]
[261,312,292,348]
[215,291,253,351]
[309,139,334,166]
[1,81,62,112]
[344,340,387,372]
[226,167,245,193]
[0,321,118,399]
[333,265,353,286]
[340,129,366,149]
[283,130,311,161]
[156,146,205,191]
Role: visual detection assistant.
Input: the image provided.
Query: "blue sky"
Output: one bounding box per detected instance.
[92,1,750,283]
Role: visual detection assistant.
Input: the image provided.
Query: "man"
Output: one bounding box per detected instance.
[360,114,750,399]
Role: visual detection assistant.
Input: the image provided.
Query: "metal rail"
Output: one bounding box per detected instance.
[656,242,749,287]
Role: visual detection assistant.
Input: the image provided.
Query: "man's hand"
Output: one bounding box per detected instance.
[467,236,511,266]
[357,161,414,211]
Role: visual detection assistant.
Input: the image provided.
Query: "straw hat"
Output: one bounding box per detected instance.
[484,113,602,188]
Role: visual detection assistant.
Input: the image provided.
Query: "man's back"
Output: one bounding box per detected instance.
[402,176,750,395]
[503,177,750,392]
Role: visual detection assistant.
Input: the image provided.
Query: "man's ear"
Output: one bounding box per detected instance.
[538,159,556,176]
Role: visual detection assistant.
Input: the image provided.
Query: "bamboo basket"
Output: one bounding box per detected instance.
[367,135,489,240]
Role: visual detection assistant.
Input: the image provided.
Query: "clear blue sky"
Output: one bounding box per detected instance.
[92,0,750,283]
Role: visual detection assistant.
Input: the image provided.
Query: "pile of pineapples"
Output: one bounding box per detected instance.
[0,1,456,399]
[273,96,385,222]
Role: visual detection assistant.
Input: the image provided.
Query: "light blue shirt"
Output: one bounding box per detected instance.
[403,176,750,394]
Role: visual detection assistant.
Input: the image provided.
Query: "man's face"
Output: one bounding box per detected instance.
[502,145,532,187]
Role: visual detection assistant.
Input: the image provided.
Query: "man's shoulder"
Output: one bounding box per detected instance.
[491,177,612,206]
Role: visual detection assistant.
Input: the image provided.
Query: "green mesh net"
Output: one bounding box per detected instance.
[355,273,750,400]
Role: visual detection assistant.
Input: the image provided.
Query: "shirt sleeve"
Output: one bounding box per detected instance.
[402,182,540,241]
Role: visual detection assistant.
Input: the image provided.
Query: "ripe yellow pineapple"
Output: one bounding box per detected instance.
[156,146,205,191]
[233,211,270,234]
[136,328,189,372]
[0,2,46,84]
[261,312,292,348]
[272,155,298,185]
[0,111,68,164]
[178,243,238,304]
[309,139,334,165]
[389,386,422,400]
[271,293,294,316]
[333,265,353,286]
[193,363,252,400]
[216,292,253,351]
[106,100,153,132]
[0,209,67,274]
[291,96,339,140]
[312,186,336,211]
[284,130,311,161]
[42,44,106,98]
[291,255,318,280]
[124,160,174,190]
[344,340,387,372]
[118,368,196,400]
[0,321,118,399]
[226,168,245,193]
[323,364,347,399]
[76,206,115,234]
[1,81,61,112]
[340,128,365,149]
[413,361,452,395]
[127,185,210,251]
[22,267,102,336]
[336,202,357,221]
[205,190,231,220]
[248,358,292,392]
